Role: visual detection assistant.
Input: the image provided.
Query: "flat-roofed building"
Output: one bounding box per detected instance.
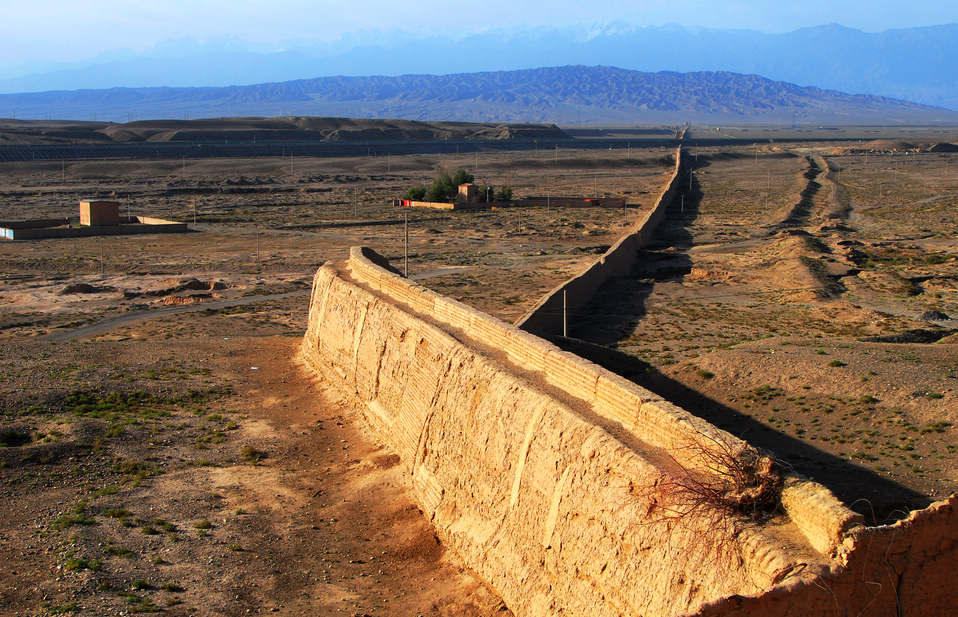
[79,200,120,227]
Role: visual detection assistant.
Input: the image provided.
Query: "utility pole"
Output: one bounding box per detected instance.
[766,172,770,211]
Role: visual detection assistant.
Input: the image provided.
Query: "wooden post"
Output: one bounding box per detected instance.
[403,211,409,277]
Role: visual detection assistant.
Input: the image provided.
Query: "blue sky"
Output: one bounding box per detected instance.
[2,0,956,68]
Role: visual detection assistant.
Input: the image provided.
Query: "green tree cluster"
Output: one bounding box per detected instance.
[403,185,426,200]
[404,168,487,203]
[427,171,457,202]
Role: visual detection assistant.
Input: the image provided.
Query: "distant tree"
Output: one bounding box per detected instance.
[427,170,456,202]
[495,186,513,202]
[452,168,474,186]
[403,185,426,200]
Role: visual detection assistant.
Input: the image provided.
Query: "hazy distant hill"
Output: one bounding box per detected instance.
[1,66,955,125]
[2,24,958,110]
[0,117,569,146]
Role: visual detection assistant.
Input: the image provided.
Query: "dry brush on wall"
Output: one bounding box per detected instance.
[300,246,958,616]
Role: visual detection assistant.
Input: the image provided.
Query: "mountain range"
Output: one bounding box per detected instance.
[1,66,954,125]
[2,24,958,111]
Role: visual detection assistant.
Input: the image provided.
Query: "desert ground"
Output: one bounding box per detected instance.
[0,145,671,615]
[0,133,956,614]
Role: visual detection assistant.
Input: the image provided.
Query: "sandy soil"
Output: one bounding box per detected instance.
[569,147,957,522]
[0,146,672,616]
[2,140,956,615]
[0,311,511,616]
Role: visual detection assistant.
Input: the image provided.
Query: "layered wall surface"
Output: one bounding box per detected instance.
[300,246,958,617]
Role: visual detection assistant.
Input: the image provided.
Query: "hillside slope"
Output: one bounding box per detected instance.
[1,66,955,125]
[0,117,569,146]
[3,24,958,110]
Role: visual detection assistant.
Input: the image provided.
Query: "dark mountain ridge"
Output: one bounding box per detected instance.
[3,24,958,110]
[1,66,955,125]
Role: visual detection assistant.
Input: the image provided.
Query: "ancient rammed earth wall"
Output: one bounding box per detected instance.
[301,246,958,617]
[515,147,684,335]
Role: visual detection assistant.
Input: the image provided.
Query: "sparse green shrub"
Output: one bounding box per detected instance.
[50,502,96,530]
[104,544,136,558]
[154,519,176,532]
[64,557,101,572]
[241,445,266,463]
[44,601,81,614]
[752,385,782,400]
[920,422,951,434]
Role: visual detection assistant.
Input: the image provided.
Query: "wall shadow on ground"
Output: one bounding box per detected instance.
[778,156,823,229]
[550,335,932,525]
[567,160,705,344]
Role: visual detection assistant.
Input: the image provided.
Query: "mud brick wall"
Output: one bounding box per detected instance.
[300,246,958,616]
[515,147,684,335]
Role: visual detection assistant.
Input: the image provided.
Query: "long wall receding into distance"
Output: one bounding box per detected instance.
[515,146,684,335]
[300,246,958,617]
